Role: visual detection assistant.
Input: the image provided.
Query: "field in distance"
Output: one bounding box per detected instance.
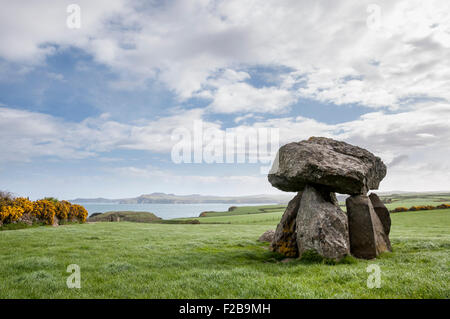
[173,192,450,224]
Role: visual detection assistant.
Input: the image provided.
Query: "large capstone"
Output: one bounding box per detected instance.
[296,185,350,261]
[268,137,387,195]
[346,195,392,259]
[369,193,391,235]
[270,192,302,257]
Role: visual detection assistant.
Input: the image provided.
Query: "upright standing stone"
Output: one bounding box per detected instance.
[369,193,391,235]
[346,195,391,259]
[296,185,350,261]
[270,192,302,257]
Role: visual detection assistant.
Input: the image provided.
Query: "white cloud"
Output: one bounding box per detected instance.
[1,1,450,194]
[46,72,65,81]
[0,106,214,162]
[1,0,449,110]
[0,107,95,162]
[0,0,130,64]
[206,81,297,114]
[2,101,449,192]
[247,102,450,191]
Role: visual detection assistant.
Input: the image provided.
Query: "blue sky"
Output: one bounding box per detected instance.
[1,0,449,199]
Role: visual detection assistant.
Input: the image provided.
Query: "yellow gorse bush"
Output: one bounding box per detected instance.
[32,199,57,225]
[0,205,25,223]
[56,200,71,220]
[392,203,450,213]
[70,204,88,223]
[13,197,34,215]
[0,194,89,227]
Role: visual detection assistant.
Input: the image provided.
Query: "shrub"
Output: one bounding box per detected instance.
[69,204,88,222]
[55,200,71,221]
[0,205,24,223]
[409,205,436,211]
[43,197,59,204]
[13,197,34,215]
[32,200,57,225]
[0,191,14,209]
[393,207,408,212]
[436,204,450,209]
[0,193,89,228]
[74,204,88,222]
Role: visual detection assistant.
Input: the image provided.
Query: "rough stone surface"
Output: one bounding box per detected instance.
[296,185,350,261]
[268,137,387,195]
[17,213,35,226]
[258,230,275,242]
[369,193,391,235]
[346,195,392,259]
[270,192,302,257]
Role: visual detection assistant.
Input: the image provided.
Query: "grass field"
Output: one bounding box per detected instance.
[198,205,287,217]
[0,205,448,298]
[382,192,450,210]
[173,192,450,223]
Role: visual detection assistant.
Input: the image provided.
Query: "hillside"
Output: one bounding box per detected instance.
[71,192,295,204]
[88,211,161,223]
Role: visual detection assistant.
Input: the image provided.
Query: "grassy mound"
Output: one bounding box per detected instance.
[88,211,161,223]
[197,205,286,218]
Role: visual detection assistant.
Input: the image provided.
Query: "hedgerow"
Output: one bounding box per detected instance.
[391,203,450,213]
[0,192,88,227]
[393,207,408,212]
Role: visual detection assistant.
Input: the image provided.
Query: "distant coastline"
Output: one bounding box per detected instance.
[79,202,279,219]
[70,192,296,205]
[69,191,449,206]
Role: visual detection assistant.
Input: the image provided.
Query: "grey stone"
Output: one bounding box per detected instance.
[346,195,392,259]
[258,230,275,242]
[369,193,391,235]
[296,185,350,261]
[52,216,59,227]
[17,213,35,226]
[268,137,386,195]
[270,192,302,257]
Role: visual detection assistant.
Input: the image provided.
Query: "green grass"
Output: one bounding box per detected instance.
[0,208,448,298]
[381,193,450,211]
[0,222,45,231]
[175,211,284,225]
[193,193,450,218]
[198,205,287,217]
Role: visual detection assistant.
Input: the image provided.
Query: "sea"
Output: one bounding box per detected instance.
[81,203,275,220]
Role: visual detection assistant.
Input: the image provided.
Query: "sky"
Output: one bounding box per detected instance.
[0,0,449,200]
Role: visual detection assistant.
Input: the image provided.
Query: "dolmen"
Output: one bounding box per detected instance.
[268,137,392,260]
